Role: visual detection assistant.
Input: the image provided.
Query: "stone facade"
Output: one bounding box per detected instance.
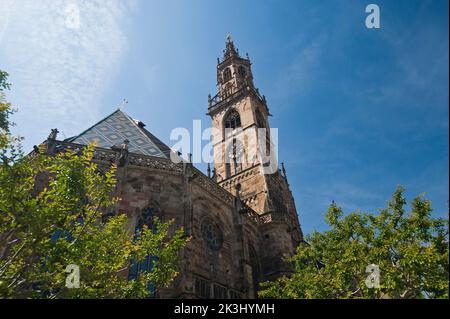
[46,37,303,299]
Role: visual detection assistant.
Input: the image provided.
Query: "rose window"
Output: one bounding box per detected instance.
[201,220,223,251]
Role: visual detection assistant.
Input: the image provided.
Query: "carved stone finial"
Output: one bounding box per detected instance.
[224,33,238,59]
[207,163,211,178]
[111,139,129,167]
[48,128,59,141]
[45,129,59,155]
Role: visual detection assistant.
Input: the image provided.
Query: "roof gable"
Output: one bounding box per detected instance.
[67,109,171,158]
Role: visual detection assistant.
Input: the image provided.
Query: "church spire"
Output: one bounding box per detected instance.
[211,35,257,104]
[223,33,239,60]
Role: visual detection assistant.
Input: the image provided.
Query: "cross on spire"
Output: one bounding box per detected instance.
[226,33,232,43]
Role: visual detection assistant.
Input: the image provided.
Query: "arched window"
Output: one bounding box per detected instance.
[255,108,270,156]
[238,66,247,78]
[225,138,244,178]
[134,207,155,237]
[224,110,241,130]
[201,219,223,251]
[128,207,156,297]
[223,67,232,82]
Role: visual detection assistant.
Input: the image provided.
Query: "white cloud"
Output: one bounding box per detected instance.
[0,0,137,144]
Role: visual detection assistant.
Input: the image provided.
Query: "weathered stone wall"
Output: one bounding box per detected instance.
[50,140,302,299]
[108,156,260,298]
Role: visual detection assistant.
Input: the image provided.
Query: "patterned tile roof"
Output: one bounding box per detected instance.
[66,109,172,158]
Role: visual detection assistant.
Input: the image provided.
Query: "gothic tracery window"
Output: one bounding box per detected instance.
[224,110,241,130]
[238,65,246,78]
[128,207,156,296]
[226,138,244,176]
[255,108,266,129]
[223,67,231,82]
[255,108,271,156]
[135,207,154,235]
[249,245,261,296]
[201,219,223,251]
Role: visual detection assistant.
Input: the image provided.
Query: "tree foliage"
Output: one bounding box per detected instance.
[0,70,16,151]
[0,70,190,298]
[259,187,449,299]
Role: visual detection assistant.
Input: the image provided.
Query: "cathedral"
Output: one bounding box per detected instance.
[44,37,303,298]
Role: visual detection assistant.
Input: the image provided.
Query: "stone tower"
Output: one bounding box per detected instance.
[208,36,303,281]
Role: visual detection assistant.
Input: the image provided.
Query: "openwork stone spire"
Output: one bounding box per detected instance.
[223,33,239,60]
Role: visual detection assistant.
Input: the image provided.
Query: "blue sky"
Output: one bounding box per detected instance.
[0,0,448,234]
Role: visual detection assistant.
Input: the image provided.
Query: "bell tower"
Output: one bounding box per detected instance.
[208,36,303,269]
[208,35,271,209]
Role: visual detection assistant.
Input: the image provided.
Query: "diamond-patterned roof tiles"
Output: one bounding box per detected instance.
[66,109,172,158]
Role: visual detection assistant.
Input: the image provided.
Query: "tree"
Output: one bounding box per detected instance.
[0,70,190,298]
[259,187,449,299]
[0,70,17,152]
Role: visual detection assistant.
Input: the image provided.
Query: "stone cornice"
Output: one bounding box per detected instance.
[207,85,268,117]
